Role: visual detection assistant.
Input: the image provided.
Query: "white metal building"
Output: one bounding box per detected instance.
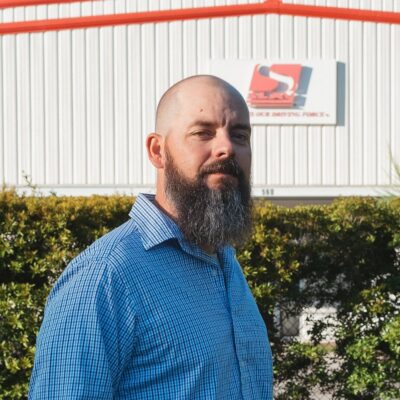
[0,0,399,200]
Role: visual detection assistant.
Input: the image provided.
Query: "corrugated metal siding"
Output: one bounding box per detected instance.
[0,0,399,194]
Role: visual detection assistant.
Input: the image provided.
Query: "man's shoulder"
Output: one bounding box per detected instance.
[81,218,143,263]
[48,219,146,298]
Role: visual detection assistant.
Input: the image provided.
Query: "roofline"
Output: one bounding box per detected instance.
[0,0,92,8]
[1,0,399,35]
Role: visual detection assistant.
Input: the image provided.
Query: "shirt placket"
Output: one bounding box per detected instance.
[220,251,252,400]
[179,245,250,399]
[181,244,231,312]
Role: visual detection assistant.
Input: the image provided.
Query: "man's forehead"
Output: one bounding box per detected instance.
[179,105,250,132]
[177,79,240,102]
[178,84,248,113]
[156,76,249,134]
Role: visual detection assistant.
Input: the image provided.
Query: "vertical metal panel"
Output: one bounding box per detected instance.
[363,19,377,185]
[252,14,265,58]
[183,18,197,76]
[280,14,294,185]
[85,3,100,184]
[2,9,16,186]
[14,8,27,186]
[391,0,400,184]
[44,33,59,184]
[293,0,309,185]
[114,17,129,186]
[376,0,391,185]
[197,14,210,74]
[265,12,281,185]
[307,1,322,185]
[16,32,31,184]
[169,17,183,85]
[224,0,238,59]
[335,0,349,185]
[127,0,143,184]
[321,1,336,185]
[154,19,169,102]
[72,26,87,184]
[58,20,73,184]
[3,33,18,184]
[0,0,399,194]
[100,25,114,184]
[349,19,363,184]
[44,7,59,184]
[86,26,101,184]
[154,14,168,144]
[238,0,252,59]
[251,12,268,187]
[30,13,46,184]
[114,11,129,185]
[139,1,156,185]
[99,0,115,184]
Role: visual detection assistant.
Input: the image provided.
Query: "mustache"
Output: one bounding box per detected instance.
[199,158,243,179]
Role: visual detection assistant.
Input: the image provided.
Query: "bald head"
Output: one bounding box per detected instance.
[155,75,248,136]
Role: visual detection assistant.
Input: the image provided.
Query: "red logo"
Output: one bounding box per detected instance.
[247,64,302,108]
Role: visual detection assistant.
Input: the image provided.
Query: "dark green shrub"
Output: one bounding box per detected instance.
[0,190,133,399]
[239,197,400,399]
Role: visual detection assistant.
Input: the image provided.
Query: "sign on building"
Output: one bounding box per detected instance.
[210,60,337,125]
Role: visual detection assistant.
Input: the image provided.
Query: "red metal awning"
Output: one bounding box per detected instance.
[0,0,399,35]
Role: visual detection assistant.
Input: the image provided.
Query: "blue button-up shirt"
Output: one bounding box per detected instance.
[29,193,273,399]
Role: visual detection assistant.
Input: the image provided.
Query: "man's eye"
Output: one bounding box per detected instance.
[192,130,213,138]
[232,131,250,142]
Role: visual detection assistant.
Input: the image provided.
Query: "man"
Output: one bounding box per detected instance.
[29,75,273,399]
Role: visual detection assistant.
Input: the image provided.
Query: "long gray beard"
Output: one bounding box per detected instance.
[164,152,253,251]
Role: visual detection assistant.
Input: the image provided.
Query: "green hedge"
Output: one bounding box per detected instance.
[241,197,400,399]
[1,190,399,399]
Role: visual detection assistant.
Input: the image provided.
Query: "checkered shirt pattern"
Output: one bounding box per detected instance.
[29,193,273,399]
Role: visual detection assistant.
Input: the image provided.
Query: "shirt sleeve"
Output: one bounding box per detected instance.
[28,259,137,399]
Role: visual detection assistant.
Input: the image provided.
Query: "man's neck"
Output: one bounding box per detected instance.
[153,193,218,255]
[199,244,218,255]
[154,193,178,222]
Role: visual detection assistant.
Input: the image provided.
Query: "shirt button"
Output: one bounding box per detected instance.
[240,360,246,368]
[211,269,218,277]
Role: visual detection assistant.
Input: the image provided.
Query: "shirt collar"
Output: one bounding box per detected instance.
[129,193,235,266]
[129,193,184,251]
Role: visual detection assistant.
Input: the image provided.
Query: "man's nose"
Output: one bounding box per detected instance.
[213,130,235,159]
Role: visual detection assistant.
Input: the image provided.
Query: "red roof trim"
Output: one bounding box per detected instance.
[0,0,93,8]
[0,0,399,35]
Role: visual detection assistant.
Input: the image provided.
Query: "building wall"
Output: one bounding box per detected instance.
[1,0,399,197]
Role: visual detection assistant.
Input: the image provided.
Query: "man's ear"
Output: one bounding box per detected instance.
[146,133,165,169]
